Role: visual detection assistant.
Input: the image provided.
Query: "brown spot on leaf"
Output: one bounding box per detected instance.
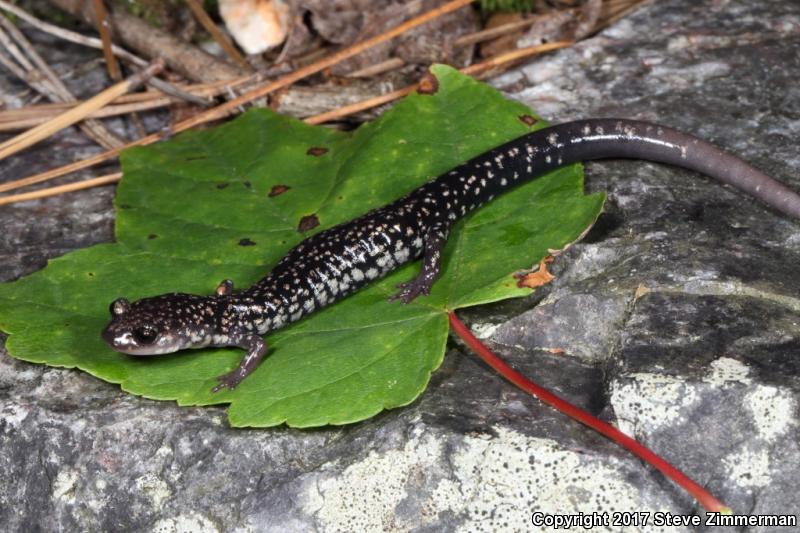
[147,234,158,240]
[307,146,329,157]
[243,181,252,189]
[298,214,320,233]
[269,184,291,197]
[417,72,439,95]
[216,182,229,189]
[519,114,538,127]
[239,238,257,246]
[514,256,555,289]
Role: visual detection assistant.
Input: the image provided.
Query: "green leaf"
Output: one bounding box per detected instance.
[0,65,604,427]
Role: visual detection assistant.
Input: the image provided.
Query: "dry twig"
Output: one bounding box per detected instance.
[346,57,406,78]
[0,0,147,66]
[0,79,236,131]
[0,173,122,206]
[184,0,251,70]
[0,60,165,160]
[0,12,123,150]
[0,0,216,104]
[454,14,555,47]
[0,44,31,84]
[91,0,121,80]
[0,99,186,132]
[309,41,572,125]
[463,40,573,74]
[51,0,248,83]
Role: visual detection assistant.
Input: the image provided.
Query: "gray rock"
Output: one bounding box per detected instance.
[2,0,799,531]
[491,291,630,363]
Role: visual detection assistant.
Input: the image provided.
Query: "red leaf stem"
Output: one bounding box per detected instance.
[447,310,731,513]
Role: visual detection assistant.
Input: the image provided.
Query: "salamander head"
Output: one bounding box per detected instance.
[101,293,216,356]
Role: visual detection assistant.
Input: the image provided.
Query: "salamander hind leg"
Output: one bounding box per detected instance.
[390,225,449,304]
[212,333,268,392]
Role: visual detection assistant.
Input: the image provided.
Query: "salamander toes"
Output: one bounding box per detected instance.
[388,277,432,304]
[212,370,246,392]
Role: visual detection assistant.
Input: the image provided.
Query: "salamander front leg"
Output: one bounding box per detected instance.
[215,279,234,296]
[212,333,267,392]
[390,226,449,304]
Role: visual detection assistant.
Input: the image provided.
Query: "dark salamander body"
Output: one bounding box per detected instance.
[102,119,800,391]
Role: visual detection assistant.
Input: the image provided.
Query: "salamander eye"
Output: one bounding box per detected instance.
[132,326,158,345]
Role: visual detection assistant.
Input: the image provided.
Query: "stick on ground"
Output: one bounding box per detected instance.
[0,60,165,160]
[184,0,251,71]
[91,0,122,80]
[0,12,124,150]
[0,0,146,66]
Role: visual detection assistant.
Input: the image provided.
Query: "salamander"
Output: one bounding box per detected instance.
[101,118,800,392]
